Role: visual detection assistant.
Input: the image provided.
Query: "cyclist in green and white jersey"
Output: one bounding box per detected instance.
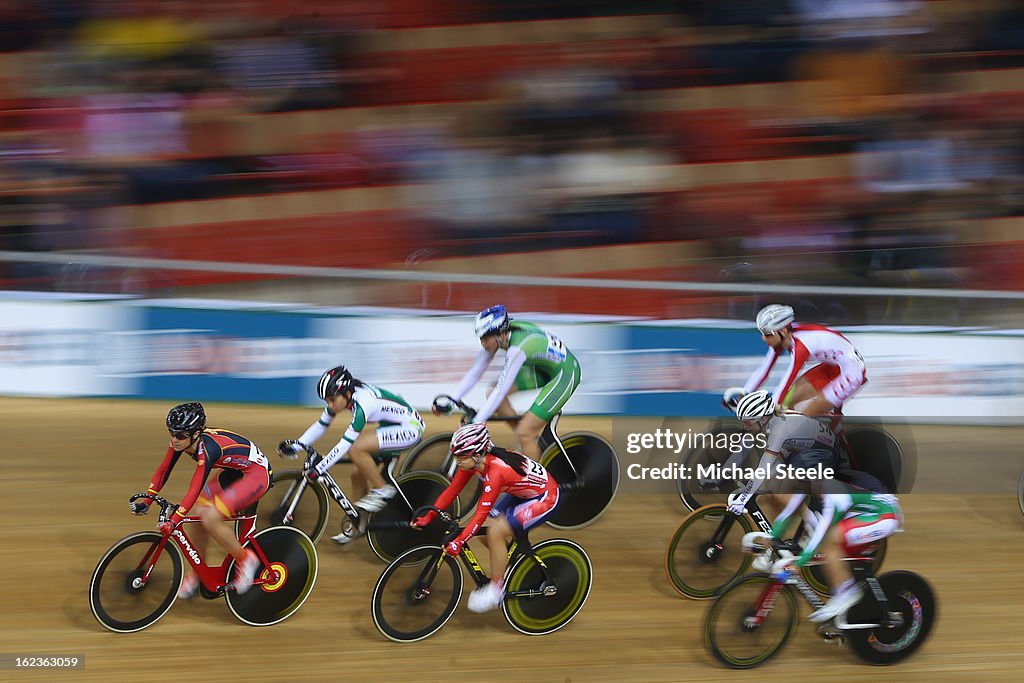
[278,365,425,543]
[436,305,582,462]
[767,481,903,623]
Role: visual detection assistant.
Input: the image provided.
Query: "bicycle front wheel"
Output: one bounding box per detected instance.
[372,545,463,642]
[503,539,593,635]
[704,575,799,669]
[367,470,461,563]
[666,505,754,599]
[226,526,318,627]
[541,432,619,529]
[253,470,329,543]
[89,531,183,633]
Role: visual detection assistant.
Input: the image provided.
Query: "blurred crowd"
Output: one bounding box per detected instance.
[2,0,1024,307]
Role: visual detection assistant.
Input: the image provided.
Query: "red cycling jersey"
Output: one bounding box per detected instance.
[431,448,558,546]
[147,428,270,519]
[743,322,867,406]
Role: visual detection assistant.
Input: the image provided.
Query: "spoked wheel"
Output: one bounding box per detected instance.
[678,424,754,512]
[252,470,329,543]
[372,545,464,642]
[89,531,184,633]
[503,539,592,635]
[845,571,937,665]
[541,432,619,529]
[803,539,888,597]
[226,526,318,627]
[704,575,799,669]
[665,505,755,599]
[1017,469,1024,518]
[400,432,482,519]
[367,471,461,563]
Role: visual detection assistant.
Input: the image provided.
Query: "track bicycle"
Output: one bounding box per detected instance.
[399,394,619,529]
[665,493,886,600]
[704,538,936,668]
[90,493,317,633]
[371,506,592,642]
[254,442,458,562]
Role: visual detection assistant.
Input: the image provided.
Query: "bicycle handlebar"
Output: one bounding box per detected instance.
[432,394,520,424]
[412,505,458,534]
[130,492,178,524]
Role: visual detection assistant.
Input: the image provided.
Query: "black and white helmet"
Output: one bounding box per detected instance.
[756,304,795,335]
[166,402,206,433]
[317,365,354,401]
[735,390,776,422]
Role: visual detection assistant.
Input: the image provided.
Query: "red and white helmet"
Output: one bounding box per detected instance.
[450,423,492,460]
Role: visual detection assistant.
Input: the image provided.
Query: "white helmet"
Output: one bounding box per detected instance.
[735,390,776,422]
[755,304,794,335]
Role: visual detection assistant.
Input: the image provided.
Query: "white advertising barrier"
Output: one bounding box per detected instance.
[0,299,138,396]
[312,315,625,414]
[843,332,1024,419]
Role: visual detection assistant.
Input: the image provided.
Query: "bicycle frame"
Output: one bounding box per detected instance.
[141,514,272,595]
[746,554,894,632]
[279,453,415,529]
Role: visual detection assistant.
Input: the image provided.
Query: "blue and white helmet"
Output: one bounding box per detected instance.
[474,305,511,339]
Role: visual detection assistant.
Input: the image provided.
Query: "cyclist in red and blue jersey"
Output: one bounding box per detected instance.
[131,402,270,599]
[413,423,559,614]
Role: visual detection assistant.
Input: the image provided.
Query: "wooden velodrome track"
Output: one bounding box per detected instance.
[3,397,1023,682]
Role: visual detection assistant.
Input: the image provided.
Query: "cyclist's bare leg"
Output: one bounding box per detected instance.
[198,503,247,562]
[485,515,515,583]
[347,427,388,491]
[820,524,852,594]
[514,412,546,462]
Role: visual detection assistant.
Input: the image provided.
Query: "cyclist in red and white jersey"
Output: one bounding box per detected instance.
[743,304,867,416]
[413,423,559,614]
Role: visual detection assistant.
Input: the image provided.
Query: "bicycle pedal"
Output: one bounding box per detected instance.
[541,584,558,597]
[816,625,845,643]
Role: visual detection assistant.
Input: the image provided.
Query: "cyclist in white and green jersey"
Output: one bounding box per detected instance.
[278,365,424,543]
[769,481,903,623]
[436,305,582,462]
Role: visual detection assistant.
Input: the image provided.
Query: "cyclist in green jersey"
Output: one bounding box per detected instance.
[435,305,582,462]
[760,480,903,623]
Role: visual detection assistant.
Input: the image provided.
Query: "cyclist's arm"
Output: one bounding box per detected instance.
[795,495,841,566]
[314,404,366,474]
[743,348,779,394]
[472,346,527,424]
[771,493,807,539]
[453,471,503,545]
[297,406,337,446]
[735,450,779,503]
[173,441,220,521]
[772,341,808,406]
[451,347,497,402]
[419,468,473,525]
[146,446,182,496]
